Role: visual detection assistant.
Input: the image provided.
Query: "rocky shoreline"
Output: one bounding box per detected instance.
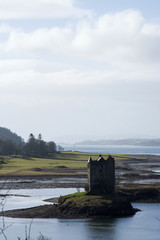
[0,174,87,190]
[0,191,139,219]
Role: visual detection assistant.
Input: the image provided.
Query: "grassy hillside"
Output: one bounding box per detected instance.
[0,151,147,176]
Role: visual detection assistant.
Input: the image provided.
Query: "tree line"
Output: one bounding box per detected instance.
[0,138,22,156]
[24,133,57,157]
[0,133,62,157]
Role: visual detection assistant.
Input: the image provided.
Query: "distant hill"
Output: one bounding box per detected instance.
[76,139,160,147]
[0,127,24,145]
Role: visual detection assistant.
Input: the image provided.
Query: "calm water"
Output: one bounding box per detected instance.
[1,203,160,240]
[0,189,160,240]
[62,144,160,155]
[1,188,83,211]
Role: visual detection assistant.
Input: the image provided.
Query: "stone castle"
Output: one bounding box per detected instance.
[88,155,115,194]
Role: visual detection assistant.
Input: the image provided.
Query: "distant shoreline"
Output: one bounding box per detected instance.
[74,138,160,147]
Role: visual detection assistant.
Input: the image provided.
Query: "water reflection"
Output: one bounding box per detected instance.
[85,218,116,240]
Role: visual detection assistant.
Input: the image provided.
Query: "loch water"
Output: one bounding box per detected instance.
[62,144,160,155]
[0,188,160,240]
[2,203,160,240]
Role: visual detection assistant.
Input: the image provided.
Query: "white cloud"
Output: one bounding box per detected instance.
[72,9,160,64]
[1,9,160,67]
[0,0,91,19]
[3,27,73,56]
[1,8,160,141]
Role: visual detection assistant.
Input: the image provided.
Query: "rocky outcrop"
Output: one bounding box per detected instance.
[58,192,137,218]
[1,192,138,219]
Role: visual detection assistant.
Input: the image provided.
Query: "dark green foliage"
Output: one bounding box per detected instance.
[47,141,57,154]
[0,127,23,144]
[0,139,16,155]
[0,127,59,157]
[0,127,24,155]
[23,133,57,157]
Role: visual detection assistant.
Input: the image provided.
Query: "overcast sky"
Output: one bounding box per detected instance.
[0,0,160,143]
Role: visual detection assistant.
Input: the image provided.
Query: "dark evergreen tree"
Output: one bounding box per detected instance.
[47,141,57,154]
[2,140,16,155]
[24,134,38,157]
[37,134,48,157]
[23,134,57,157]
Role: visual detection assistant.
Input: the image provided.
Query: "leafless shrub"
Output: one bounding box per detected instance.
[0,182,13,240]
[24,220,33,240]
[37,233,51,240]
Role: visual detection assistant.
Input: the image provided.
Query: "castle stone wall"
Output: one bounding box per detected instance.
[88,155,115,194]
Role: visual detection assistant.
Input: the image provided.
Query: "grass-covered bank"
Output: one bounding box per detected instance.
[0,151,90,175]
[0,152,131,176]
[0,151,158,176]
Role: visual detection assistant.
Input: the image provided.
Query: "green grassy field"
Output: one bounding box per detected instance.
[0,151,143,176]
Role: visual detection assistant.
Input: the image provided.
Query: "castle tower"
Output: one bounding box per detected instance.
[88,155,115,194]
